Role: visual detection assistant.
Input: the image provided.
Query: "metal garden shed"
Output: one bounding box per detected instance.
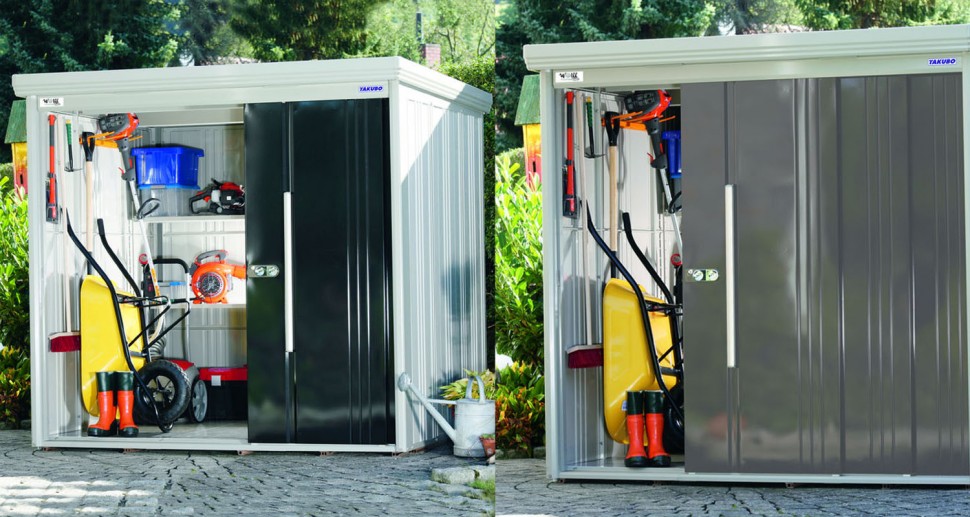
[526,24,970,483]
[14,57,490,453]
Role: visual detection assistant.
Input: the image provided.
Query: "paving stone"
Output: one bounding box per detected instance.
[0,430,492,516]
[432,465,485,485]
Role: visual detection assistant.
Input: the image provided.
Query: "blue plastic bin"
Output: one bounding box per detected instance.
[662,130,681,178]
[132,146,204,189]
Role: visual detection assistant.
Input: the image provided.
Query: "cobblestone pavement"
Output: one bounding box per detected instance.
[0,431,493,516]
[496,458,970,516]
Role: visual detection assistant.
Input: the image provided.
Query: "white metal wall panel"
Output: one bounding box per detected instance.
[396,85,487,450]
[156,219,246,367]
[131,125,248,368]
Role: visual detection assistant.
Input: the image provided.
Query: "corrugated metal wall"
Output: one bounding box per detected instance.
[140,125,247,368]
[398,86,487,448]
[682,74,968,475]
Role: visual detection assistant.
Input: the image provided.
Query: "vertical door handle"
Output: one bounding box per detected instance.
[283,191,294,354]
[725,184,736,368]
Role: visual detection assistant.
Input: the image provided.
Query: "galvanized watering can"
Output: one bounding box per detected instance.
[397,372,495,457]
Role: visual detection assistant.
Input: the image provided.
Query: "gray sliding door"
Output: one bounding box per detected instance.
[682,74,968,475]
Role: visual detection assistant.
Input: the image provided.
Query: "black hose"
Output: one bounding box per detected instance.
[586,209,684,423]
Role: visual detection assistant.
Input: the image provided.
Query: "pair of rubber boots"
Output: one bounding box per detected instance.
[624,390,670,468]
[88,371,138,438]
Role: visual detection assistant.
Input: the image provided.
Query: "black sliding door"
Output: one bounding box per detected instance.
[246,102,290,443]
[246,99,394,445]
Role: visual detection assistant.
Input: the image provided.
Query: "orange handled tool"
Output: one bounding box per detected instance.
[46,114,59,222]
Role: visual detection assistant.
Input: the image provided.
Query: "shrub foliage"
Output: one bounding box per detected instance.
[0,177,29,425]
[494,150,543,365]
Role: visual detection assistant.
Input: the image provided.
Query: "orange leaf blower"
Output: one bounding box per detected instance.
[190,250,246,304]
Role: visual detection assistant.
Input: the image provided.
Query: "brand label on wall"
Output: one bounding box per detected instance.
[358,85,385,93]
[928,57,959,67]
[556,71,584,83]
[40,97,65,107]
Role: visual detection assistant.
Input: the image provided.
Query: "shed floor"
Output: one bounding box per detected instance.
[56,420,247,441]
[573,454,686,470]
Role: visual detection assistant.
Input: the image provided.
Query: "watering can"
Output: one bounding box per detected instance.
[398,372,495,457]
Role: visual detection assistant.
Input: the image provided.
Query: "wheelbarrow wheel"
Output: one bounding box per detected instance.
[663,384,685,454]
[134,359,192,427]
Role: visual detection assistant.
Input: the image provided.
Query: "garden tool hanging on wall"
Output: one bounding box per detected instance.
[96,113,165,339]
[622,90,682,253]
[97,113,139,179]
[562,91,578,217]
[46,114,59,223]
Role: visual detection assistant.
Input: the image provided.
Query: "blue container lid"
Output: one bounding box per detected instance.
[132,146,205,158]
[138,184,200,190]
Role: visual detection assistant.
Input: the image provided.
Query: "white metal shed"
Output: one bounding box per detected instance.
[526,25,970,483]
[15,57,491,453]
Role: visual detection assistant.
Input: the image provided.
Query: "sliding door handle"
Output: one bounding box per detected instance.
[725,184,737,368]
[283,192,294,353]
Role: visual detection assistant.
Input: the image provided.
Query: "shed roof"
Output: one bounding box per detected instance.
[12,57,491,115]
[524,24,970,71]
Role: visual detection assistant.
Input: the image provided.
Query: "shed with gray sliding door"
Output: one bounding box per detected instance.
[16,57,490,453]
[525,25,970,483]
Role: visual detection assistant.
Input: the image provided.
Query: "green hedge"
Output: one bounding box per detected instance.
[0,175,29,425]
[494,149,542,365]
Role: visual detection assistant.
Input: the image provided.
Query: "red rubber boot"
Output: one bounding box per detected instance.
[624,390,648,468]
[87,371,116,437]
[115,371,139,438]
[645,390,671,467]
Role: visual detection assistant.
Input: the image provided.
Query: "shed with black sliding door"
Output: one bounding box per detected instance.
[17,57,490,452]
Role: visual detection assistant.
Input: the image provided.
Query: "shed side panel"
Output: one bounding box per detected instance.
[398,87,486,449]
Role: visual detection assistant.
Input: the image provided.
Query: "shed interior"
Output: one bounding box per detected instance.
[48,105,251,444]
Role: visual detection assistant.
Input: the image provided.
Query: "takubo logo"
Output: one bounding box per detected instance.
[928,57,958,66]
[359,85,384,93]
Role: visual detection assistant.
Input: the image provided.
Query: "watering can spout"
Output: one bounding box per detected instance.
[397,372,458,442]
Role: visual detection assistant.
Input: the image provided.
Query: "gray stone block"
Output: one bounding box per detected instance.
[431,466,476,485]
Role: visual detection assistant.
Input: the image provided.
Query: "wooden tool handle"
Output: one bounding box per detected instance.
[85,160,94,251]
[608,145,618,251]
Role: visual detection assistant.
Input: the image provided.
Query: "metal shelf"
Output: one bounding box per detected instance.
[181,302,246,310]
[139,215,245,223]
